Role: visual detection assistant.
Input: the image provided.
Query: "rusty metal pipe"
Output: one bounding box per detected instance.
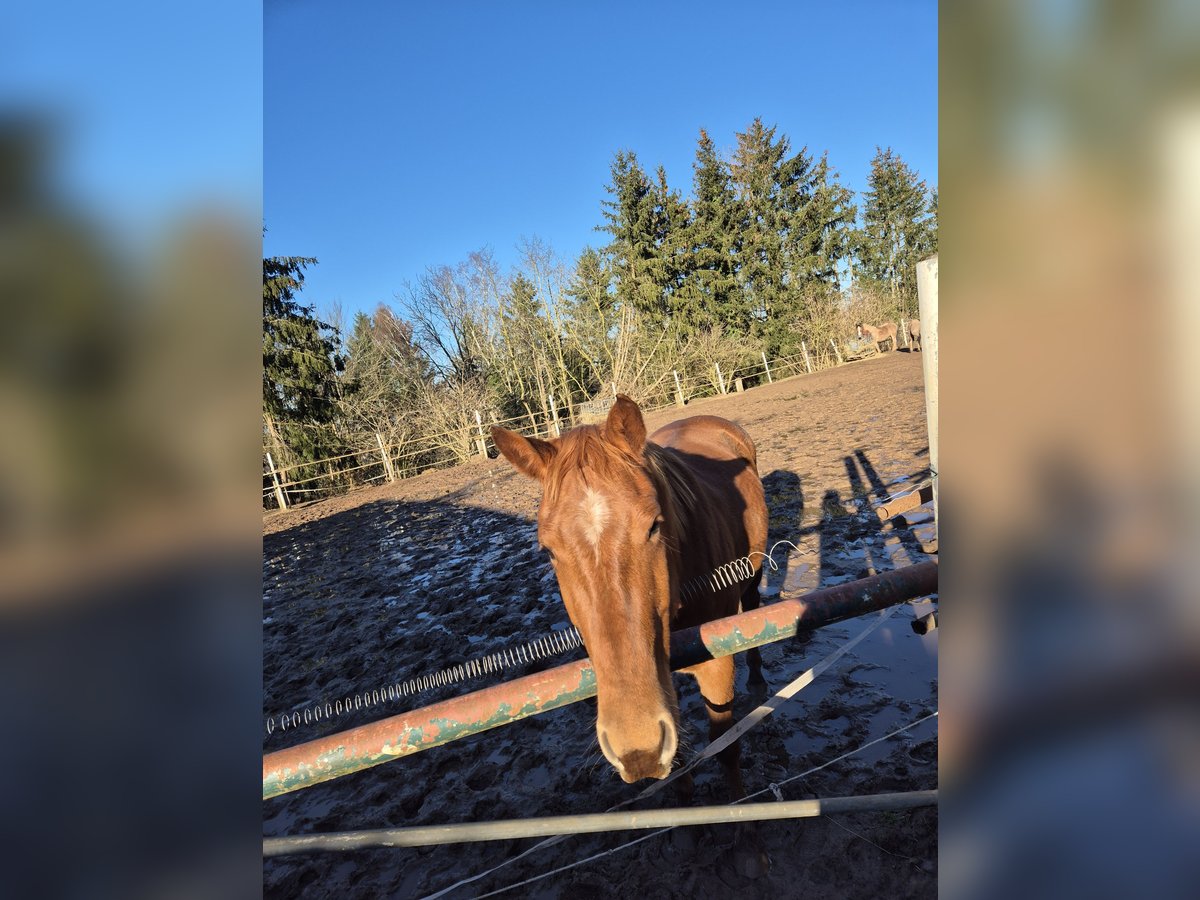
[263,561,937,799]
[875,483,934,521]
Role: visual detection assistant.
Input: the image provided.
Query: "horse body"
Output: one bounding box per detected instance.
[492,398,767,797]
[857,321,898,353]
[907,318,922,351]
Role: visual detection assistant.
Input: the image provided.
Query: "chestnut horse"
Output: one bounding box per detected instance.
[907,318,922,351]
[492,396,767,797]
[857,321,898,353]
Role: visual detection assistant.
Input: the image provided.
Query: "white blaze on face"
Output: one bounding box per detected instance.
[581,487,609,547]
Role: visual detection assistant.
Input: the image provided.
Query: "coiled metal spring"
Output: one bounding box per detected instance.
[680,556,759,604]
[265,625,583,735]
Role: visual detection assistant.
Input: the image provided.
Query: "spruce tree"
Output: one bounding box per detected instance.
[598,151,664,321]
[262,255,345,466]
[649,164,692,327]
[683,128,746,334]
[853,147,936,314]
[782,153,856,288]
[730,118,790,330]
[731,118,856,353]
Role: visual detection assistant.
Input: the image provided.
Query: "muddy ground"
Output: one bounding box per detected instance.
[263,349,938,899]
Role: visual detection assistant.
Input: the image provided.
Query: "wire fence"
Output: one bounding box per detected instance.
[263,338,880,510]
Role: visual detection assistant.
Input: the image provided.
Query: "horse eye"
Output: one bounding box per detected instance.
[648,519,662,540]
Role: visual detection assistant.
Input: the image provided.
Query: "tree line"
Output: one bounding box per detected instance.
[264,120,936,500]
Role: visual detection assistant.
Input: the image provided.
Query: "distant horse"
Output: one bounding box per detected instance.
[492,397,767,798]
[907,318,922,352]
[857,322,898,353]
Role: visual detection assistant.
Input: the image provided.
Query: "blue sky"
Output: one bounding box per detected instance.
[265,0,937,324]
[4,0,261,243]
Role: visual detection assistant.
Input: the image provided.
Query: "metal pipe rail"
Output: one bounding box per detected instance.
[263,561,937,800]
[264,789,937,856]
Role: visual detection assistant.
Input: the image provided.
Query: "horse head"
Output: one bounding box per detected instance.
[491,397,679,782]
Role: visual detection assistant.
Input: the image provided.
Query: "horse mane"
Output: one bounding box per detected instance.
[643,442,697,542]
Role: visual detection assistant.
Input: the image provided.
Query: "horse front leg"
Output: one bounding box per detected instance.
[692,656,744,801]
[740,575,766,687]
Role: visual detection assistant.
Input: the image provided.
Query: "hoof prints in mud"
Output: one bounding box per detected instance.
[263,499,570,748]
[264,352,937,899]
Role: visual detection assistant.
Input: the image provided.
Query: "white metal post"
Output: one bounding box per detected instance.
[916,256,939,529]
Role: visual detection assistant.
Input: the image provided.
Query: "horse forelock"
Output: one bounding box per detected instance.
[543,426,634,504]
[543,427,695,536]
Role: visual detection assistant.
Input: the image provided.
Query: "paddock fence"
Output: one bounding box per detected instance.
[263,338,887,511]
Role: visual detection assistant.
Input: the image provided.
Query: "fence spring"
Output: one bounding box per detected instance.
[266,624,585,735]
[679,556,759,604]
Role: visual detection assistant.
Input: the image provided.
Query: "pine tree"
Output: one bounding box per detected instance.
[782,153,856,288]
[681,128,747,334]
[730,118,790,329]
[853,148,936,314]
[262,255,345,466]
[731,118,856,353]
[562,246,617,388]
[598,151,665,321]
[649,164,693,327]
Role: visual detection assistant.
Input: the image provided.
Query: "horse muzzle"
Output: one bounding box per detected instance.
[598,714,677,782]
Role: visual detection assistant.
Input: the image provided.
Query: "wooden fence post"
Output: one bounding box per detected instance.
[548,393,562,437]
[801,341,813,374]
[830,339,843,365]
[266,452,288,510]
[673,370,685,406]
[522,402,539,437]
[715,362,726,394]
[761,352,773,383]
[474,410,488,459]
[376,432,396,482]
[916,256,939,530]
[900,318,910,349]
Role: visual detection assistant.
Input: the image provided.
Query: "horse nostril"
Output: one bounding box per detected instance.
[598,729,617,765]
[658,716,678,767]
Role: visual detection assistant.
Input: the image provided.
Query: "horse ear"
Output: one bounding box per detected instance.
[491,427,557,481]
[605,394,646,456]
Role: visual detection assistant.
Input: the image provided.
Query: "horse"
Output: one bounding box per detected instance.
[857,321,898,353]
[907,318,922,352]
[491,396,767,799]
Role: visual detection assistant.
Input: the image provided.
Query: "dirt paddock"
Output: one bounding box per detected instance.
[263,349,938,899]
